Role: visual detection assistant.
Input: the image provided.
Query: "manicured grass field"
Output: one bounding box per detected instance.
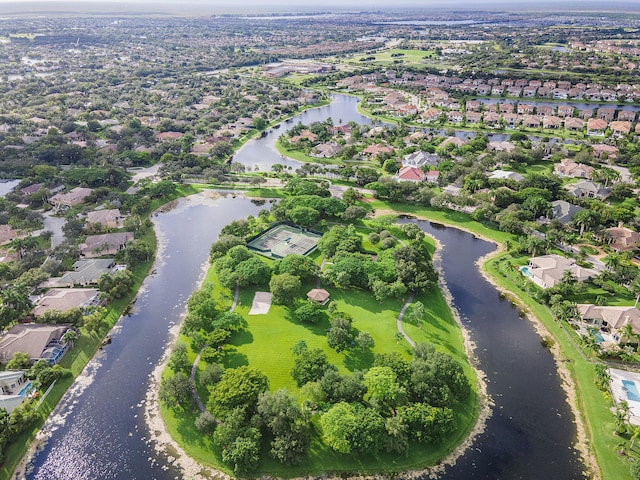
[164,228,479,477]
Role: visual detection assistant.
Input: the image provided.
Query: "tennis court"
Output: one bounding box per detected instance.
[247,224,322,259]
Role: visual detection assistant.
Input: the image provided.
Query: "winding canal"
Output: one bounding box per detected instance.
[23,95,586,479]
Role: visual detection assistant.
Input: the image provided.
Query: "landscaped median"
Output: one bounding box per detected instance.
[159,219,480,478]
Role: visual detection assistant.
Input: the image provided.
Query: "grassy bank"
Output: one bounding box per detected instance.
[366,199,627,480]
[162,230,479,477]
[0,188,199,480]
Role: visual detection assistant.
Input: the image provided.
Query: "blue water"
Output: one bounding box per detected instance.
[595,333,605,344]
[19,382,32,396]
[521,266,533,277]
[623,380,640,402]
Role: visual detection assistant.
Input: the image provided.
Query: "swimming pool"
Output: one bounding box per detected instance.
[18,382,32,396]
[594,332,605,344]
[520,266,533,278]
[623,379,640,402]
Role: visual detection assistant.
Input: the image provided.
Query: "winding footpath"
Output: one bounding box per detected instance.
[397,292,417,347]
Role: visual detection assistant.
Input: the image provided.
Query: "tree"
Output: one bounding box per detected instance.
[327,316,353,352]
[355,331,374,352]
[294,301,325,324]
[291,348,336,386]
[195,411,217,433]
[97,269,134,300]
[274,254,319,281]
[207,366,269,418]
[209,235,245,262]
[234,257,272,287]
[342,206,367,221]
[269,273,301,305]
[408,301,425,326]
[384,414,409,455]
[394,244,437,293]
[6,352,31,370]
[363,366,403,410]
[168,343,191,374]
[288,206,319,228]
[572,209,599,236]
[222,435,261,474]
[158,372,193,409]
[319,402,356,454]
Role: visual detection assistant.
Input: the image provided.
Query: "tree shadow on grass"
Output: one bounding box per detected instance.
[284,306,332,336]
[231,329,254,346]
[221,348,249,369]
[176,411,208,448]
[343,348,375,371]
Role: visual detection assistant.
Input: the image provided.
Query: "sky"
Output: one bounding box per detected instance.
[0,0,638,14]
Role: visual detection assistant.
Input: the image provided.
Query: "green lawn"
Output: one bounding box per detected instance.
[163,230,479,477]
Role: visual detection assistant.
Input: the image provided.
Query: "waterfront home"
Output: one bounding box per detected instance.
[32,288,101,317]
[86,209,124,230]
[80,232,134,258]
[0,370,31,413]
[577,304,640,342]
[0,324,70,364]
[564,117,584,131]
[586,118,607,136]
[526,254,596,289]
[43,259,119,288]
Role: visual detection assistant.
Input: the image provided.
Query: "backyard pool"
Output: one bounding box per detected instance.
[623,379,640,402]
[18,382,33,396]
[520,266,533,277]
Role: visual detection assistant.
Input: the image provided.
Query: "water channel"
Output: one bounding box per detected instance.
[24,94,586,479]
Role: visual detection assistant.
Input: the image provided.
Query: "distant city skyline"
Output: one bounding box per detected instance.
[0,0,639,16]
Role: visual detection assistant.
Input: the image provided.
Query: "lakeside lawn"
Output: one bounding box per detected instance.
[162,229,479,477]
[164,279,478,477]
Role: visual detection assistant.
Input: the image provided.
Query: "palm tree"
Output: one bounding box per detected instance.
[630,425,640,450]
[615,401,630,435]
[619,323,638,346]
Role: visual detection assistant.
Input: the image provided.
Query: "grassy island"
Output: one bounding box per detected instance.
[160,190,479,478]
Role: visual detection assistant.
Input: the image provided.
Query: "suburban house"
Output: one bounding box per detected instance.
[0,224,19,246]
[43,259,119,288]
[488,170,524,181]
[543,115,562,129]
[587,118,607,136]
[49,187,93,209]
[396,166,426,182]
[362,144,394,157]
[577,304,640,342]
[603,226,640,252]
[565,180,609,199]
[487,141,516,152]
[522,115,540,128]
[483,112,501,127]
[0,370,31,413]
[554,158,594,178]
[548,200,584,224]
[403,151,440,168]
[592,143,619,160]
[32,288,101,317]
[610,121,631,137]
[420,108,442,123]
[525,254,596,289]
[80,232,134,258]
[86,209,124,230]
[425,170,440,183]
[313,143,342,158]
[0,324,71,365]
[564,117,584,131]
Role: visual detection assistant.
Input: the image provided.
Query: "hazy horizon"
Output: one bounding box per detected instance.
[1,0,640,15]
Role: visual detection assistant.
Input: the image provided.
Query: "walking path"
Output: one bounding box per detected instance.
[190,285,240,413]
[397,292,416,348]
